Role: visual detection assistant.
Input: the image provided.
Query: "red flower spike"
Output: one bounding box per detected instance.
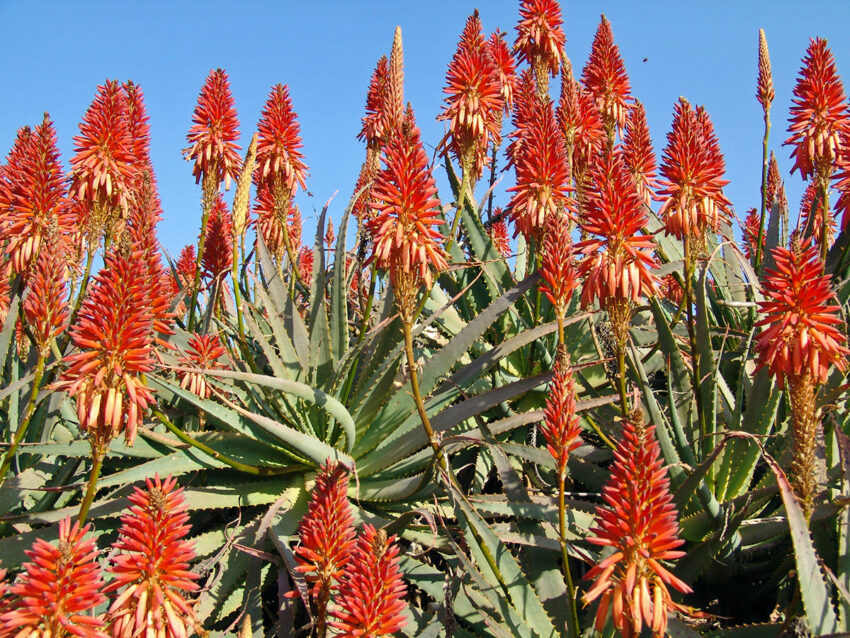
[514,0,565,82]
[540,355,582,476]
[22,241,69,355]
[556,68,605,183]
[660,274,684,307]
[505,68,539,170]
[368,115,447,291]
[581,15,632,136]
[294,461,357,608]
[183,68,241,190]
[577,150,658,309]
[757,29,775,112]
[755,240,848,389]
[742,207,763,261]
[3,114,73,274]
[57,250,155,447]
[254,185,300,262]
[488,31,517,115]
[177,333,227,400]
[106,475,200,638]
[176,245,197,289]
[438,10,504,181]
[658,99,731,243]
[507,99,573,241]
[330,524,408,638]
[201,194,232,286]
[255,84,308,198]
[123,81,154,175]
[0,517,107,638]
[621,101,660,205]
[298,245,314,285]
[765,150,786,211]
[70,80,138,220]
[584,418,692,638]
[359,56,392,150]
[0,271,10,329]
[539,210,578,318]
[786,38,850,181]
[489,210,512,258]
[799,181,836,247]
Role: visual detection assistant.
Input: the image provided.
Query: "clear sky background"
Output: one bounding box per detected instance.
[2,1,850,257]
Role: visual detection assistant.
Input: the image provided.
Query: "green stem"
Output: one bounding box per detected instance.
[78,447,105,524]
[616,343,629,418]
[683,236,708,461]
[232,238,245,342]
[820,177,830,263]
[753,107,771,275]
[402,319,443,462]
[558,471,580,638]
[0,354,46,483]
[445,168,470,255]
[188,181,217,332]
[71,250,95,324]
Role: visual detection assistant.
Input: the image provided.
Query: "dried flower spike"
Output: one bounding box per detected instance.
[757,29,774,112]
[107,475,200,638]
[0,517,107,638]
[584,417,692,638]
[330,525,408,638]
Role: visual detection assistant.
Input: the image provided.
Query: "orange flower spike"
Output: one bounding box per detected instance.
[742,208,763,260]
[123,81,154,175]
[582,15,633,138]
[757,29,775,113]
[755,241,848,388]
[368,114,447,290]
[584,418,691,638]
[255,83,308,197]
[70,80,138,217]
[489,210,512,258]
[556,68,605,182]
[359,55,392,151]
[3,114,72,274]
[660,274,684,307]
[765,150,786,211]
[621,101,660,206]
[539,210,578,318]
[176,245,197,289]
[507,99,572,241]
[201,194,233,286]
[488,30,517,115]
[57,250,155,447]
[183,68,242,190]
[540,355,582,476]
[106,475,200,638]
[800,181,836,246]
[0,517,108,638]
[658,99,731,243]
[23,243,69,356]
[330,525,408,638]
[505,68,538,170]
[514,0,565,91]
[439,10,504,181]
[178,333,227,400]
[577,150,658,309]
[298,245,314,285]
[786,38,850,181]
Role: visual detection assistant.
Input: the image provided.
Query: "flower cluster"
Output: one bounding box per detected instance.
[581,15,632,138]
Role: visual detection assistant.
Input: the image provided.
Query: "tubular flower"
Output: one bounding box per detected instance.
[3,114,73,273]
[177,333,227,400]
[488,31,517,115]
[294,461,357,631]
[175,245,197,289]
[786,38,850,181]
[70,79,139,242]
[201,194,232,286]
[539,210,578,319]
[505,68,538,170]
[513,0,565,96]
[298,245,314,284]
[123,81,154,174]
[368,114,447,304]
[757,29,774,112]
[577,151,658,347]
[621,101,660,205]
[799,181,836,247]
[438,10,504,181]
[581,15,632,138]
[360,56,393,162]
[556,66,605,187]
[584,417,692,638]
[22,242,69,356]
[658,99,731,246]
[756,239,848,515]
[756,240,848,388]
[540,354,582,476]
[106,475,200,638]
[255,84,308,199]
[183,68,241,190]
[489,210,512,258]
[329,525,408,638]
[57,250,155,448]
[742,207,763,261]
[0,518,107,638]
[507,99,573,242]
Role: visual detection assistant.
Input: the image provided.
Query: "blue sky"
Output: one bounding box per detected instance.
[2,1,850,256]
